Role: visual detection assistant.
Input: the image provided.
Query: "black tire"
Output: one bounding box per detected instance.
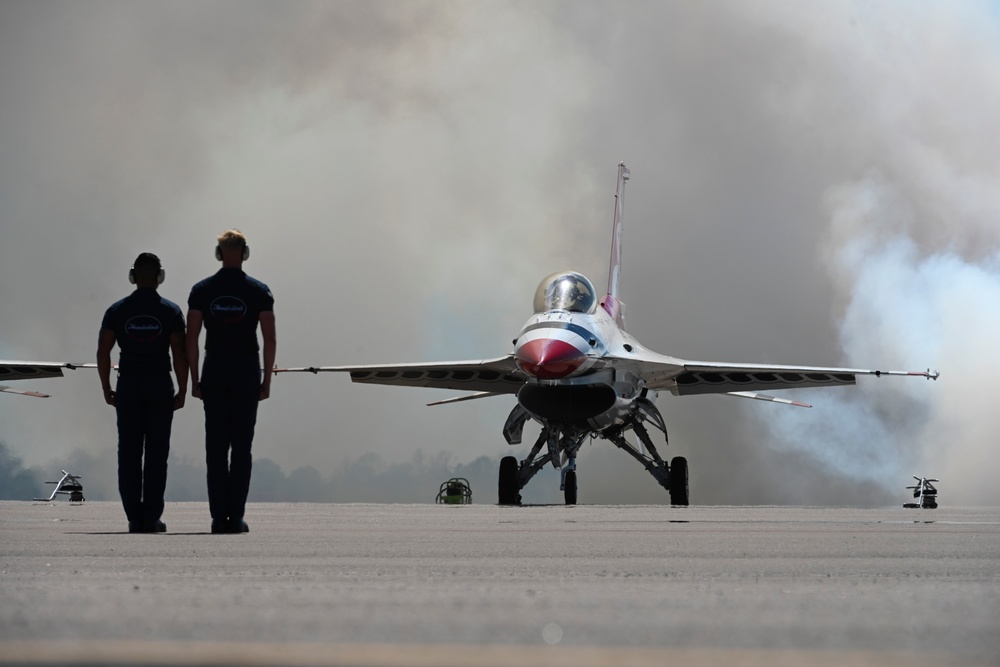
[564,470,577,506]
[669,456,689,506]
[498,456,521,505]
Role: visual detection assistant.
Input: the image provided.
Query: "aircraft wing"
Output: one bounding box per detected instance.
[275,356,526,395]
[607,352,938,396]
[0,361,95,397]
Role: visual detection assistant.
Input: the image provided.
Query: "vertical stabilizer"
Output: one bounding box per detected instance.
[602,162,630,328]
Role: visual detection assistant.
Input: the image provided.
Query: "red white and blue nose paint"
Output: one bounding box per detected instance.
[515,330,590,379]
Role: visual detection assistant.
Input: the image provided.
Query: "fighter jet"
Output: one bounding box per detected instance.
[282,163,940,505]
[0,361,93,398]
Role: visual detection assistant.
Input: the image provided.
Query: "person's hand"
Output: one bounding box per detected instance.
[102,388,116,407]
[259,382,270,401]
[173,391,186,411]
[192,382,203,400]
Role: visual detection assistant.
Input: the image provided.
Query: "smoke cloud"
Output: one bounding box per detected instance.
[2,2,997,505]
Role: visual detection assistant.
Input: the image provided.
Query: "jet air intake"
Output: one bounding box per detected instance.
[517,384,617,424]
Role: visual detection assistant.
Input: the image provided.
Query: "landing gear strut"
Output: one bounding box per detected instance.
[605,430,689,506]
[497,399,690,506]
[604,400,689,506]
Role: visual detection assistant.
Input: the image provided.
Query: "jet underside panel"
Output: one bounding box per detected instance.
[670,368,856,395]
[0,362,68,381]
[605,355,867,395]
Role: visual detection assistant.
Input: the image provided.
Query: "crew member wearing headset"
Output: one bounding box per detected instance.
[98,252,187,533]
[186,230,276,534]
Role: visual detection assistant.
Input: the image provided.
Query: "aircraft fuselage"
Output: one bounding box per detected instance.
[513,307,647,431]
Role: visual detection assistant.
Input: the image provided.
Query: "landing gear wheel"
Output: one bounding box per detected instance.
[563,470,577,506]
[669,456,689,506]
[498,456,521,506]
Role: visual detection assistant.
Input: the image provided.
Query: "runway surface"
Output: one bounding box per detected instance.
[1,501,998,666]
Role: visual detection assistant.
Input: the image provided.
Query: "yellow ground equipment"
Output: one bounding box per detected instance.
[435,477,472,504]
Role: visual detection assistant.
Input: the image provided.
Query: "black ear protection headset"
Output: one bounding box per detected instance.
[129,264,166,285]
[215,244,250,261]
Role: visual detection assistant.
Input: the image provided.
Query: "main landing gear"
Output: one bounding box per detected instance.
[604,402,690,507]
[497,399,690,506]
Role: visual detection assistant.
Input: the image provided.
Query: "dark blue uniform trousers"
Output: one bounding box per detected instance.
[115,374,174,526]
[201,361,260,522]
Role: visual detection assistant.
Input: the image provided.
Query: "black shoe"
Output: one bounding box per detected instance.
[227,518,249,534]
[146,520,167,533]
[211,519,228,534]
[129,520,166,533]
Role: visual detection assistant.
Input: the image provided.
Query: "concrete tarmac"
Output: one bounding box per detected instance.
[1,501,998,666]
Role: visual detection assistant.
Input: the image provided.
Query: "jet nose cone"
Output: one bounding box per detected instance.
[516,338,586,379]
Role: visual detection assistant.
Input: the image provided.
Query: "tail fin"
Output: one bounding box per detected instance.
[602,162,630,328]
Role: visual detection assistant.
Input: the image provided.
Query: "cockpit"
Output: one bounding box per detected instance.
[532,271,598,314]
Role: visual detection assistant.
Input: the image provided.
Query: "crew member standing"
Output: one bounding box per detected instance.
[187,230,276,534]
[98,253,187,533]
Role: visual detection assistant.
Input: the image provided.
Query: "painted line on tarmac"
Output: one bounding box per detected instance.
[0,640,990,667]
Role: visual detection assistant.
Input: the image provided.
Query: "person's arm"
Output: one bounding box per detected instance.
[169,331,188,410]
[259,311,276,401]
[186,309,203,400]
[96,329,117,406]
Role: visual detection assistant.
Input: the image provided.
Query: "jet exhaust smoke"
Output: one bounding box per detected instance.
[765,172,1000,505]
[3,2,1000,505]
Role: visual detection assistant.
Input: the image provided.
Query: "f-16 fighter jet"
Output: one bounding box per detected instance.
[280,164,939,505]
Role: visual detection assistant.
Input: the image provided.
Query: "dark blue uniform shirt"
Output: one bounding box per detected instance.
[100,288,185,375]
[188,268,274,360]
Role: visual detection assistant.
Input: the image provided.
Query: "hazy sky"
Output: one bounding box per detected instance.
[2,1,998,505]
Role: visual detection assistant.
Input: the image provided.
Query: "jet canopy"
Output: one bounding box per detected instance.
[533,271,597,314]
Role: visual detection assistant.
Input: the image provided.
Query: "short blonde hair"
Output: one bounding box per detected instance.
[217,229,247,249]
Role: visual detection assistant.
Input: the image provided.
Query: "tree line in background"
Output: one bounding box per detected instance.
[0,440,547,505]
